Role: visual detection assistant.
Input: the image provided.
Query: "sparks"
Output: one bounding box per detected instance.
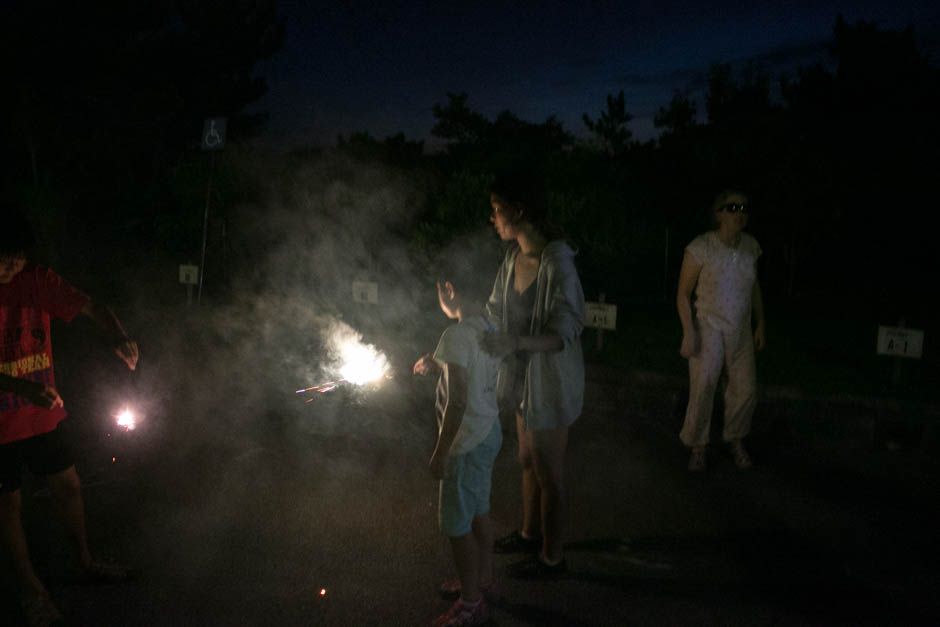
[116,409,136,431]
[296,381,340,394]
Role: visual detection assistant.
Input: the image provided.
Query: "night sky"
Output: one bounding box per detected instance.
[248,1,940,150]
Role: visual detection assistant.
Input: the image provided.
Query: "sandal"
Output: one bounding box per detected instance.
[687,447,706,472]
[431,597,489,626]
[438,579,502,601]
[20,594,65,627]
[493,530,541,554]
[82,560,133,584]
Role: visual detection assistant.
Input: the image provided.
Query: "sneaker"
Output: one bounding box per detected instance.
[506,554,568,580]
[730,441,752,469]
[431,597,489,626]
[438,579,502,602]
[493,530,541,554]
[687,447,706,472]
[20,594,65,627]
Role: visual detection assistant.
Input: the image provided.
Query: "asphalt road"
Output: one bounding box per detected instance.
[4,322,940,626]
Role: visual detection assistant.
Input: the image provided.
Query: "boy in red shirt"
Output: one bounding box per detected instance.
[0,209,139,626]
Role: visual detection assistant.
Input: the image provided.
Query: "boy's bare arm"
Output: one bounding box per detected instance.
[80,300,139,370]
[430,362,468,479]
[0,372,64,408]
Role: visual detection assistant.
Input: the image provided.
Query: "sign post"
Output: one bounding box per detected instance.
[876,320,924,386]
[179,264,199,305]
[198,117,226,304]
[585,293,617,350]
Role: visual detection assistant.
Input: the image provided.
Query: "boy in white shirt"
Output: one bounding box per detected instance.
[414,270,502,627]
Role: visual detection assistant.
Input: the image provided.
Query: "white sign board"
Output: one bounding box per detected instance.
[585,302,617,330]
[352,280,379,304]
[201,117,227,151]
[877,326,924,359]
[179,264,199,285]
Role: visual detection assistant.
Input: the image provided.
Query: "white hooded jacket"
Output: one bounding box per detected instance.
[487,240,585,429]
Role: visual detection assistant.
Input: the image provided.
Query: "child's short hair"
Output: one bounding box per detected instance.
[438,257,492,305]
[0,206,37,257]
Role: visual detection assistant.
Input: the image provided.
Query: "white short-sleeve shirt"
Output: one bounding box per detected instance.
[433,315,501,455]
[686,231,762,333]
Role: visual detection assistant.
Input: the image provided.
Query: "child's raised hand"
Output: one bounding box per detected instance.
[115,339,139,370]
[413,353,440,376]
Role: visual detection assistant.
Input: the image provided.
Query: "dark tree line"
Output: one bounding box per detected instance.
[2,8,936,332]
[1,0,284,263]
[417,17,939,330]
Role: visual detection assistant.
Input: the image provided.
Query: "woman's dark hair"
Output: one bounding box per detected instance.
[490,168,548,229]
[0,206,36,257]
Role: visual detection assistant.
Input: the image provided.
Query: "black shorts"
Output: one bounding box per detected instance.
[0,421,74,493]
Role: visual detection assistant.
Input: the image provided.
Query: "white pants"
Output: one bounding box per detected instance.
[680,319,757,448]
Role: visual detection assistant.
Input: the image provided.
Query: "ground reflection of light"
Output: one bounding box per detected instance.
[116,409,136,430]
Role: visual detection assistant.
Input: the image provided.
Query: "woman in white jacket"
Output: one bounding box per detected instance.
[482,171,584,579]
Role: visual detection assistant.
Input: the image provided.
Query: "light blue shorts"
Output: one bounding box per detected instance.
[439,420,502,537]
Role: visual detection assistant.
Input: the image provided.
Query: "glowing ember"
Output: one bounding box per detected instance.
[116,409,136,431]
[320,589,326,596]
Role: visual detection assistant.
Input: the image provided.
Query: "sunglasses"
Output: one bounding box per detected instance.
[720,203,749,214]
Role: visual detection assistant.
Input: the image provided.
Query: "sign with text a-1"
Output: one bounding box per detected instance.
[352,280,379,304]
[876,326,924,359]
[585,302,617,330]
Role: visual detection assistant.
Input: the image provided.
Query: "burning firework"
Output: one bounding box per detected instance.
[296,321,389,399]
[116,408,136,431]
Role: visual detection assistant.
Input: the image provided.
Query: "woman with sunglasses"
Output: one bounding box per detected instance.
[676,189,765,472]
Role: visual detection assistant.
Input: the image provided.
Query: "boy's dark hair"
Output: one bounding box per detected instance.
[0,206,37,256]
[439,257,492,305]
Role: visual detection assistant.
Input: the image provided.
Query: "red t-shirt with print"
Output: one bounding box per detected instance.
[0,264,89,443]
